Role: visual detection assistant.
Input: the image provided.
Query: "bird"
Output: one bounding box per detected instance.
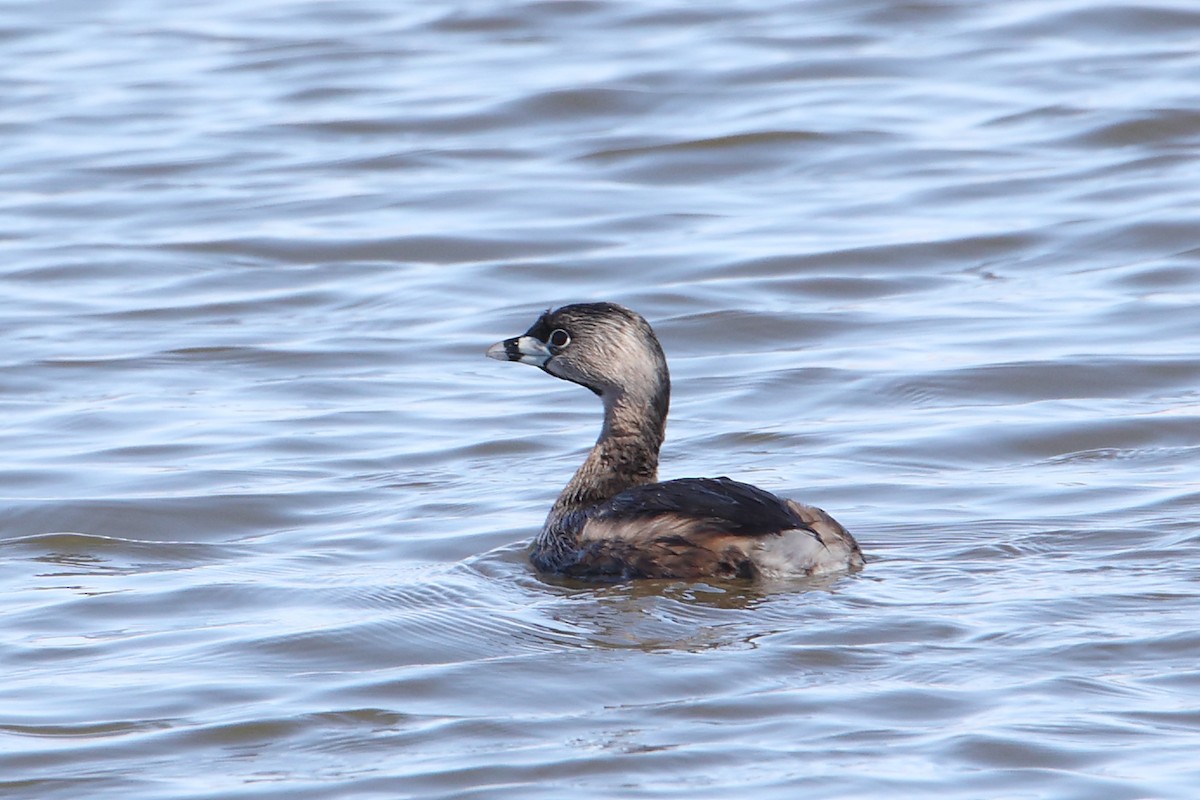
[486,302,864,581]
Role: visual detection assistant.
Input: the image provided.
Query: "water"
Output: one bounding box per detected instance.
[3,0,1199,797]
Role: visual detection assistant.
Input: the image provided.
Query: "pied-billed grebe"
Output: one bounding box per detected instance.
[487,302,864,581]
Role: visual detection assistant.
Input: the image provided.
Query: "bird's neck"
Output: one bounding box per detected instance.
[550,385,668,517]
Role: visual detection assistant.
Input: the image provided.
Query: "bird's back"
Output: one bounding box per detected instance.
[535,477,864,580]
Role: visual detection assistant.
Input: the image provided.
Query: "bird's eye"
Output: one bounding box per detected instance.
[548,329,571,348]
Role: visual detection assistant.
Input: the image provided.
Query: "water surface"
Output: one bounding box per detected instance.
[3,1,1199,798]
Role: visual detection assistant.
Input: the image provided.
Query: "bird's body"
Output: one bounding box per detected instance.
[487,302,864,581]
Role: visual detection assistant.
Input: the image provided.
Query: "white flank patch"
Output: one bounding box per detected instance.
[750,528,858,578]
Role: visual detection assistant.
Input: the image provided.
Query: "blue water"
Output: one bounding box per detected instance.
[3,1,1199,798]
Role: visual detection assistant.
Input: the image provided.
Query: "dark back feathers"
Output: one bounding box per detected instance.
[592,476,813,538]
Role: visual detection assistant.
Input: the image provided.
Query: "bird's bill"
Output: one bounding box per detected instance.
[486,335,551,367]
